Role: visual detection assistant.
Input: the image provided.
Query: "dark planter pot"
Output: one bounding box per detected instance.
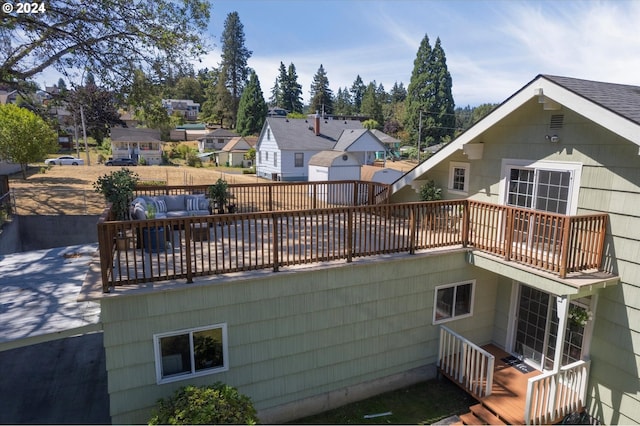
[142,226,166,253]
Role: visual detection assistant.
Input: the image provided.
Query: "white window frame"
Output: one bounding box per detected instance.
[448,162,470,195]
[153,323,228,384]
[433,280,475,324]
[499,159,582,215]
[273,151,277,167]
[294,152,304,168]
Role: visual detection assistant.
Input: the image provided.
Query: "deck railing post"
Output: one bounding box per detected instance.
[462,200,470,247]
[409,205,417,255]
[559,217,572,278]
[504,207,515,261]
[272,212,280,271]
[347,208,353,262]
[184,218,193,283]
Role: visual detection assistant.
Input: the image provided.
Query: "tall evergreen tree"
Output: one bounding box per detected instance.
[350,75,366,114]
[404,34,455,147]
[273,62,287,107]
[269,76,281,107]
[390,81,407,103]
[360,82,383,124]
[218,12,252,128]
[309,64,333,115]
[284,63,303,113]
[236,71,267,136]
[334,87,353,116]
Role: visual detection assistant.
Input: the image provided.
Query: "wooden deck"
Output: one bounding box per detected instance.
[480,345,541,425]
[441,344,542,425]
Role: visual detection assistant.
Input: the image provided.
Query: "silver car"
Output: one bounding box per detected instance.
[44,156,84,166]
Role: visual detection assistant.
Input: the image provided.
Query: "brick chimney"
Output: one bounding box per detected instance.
[314,111,320,136]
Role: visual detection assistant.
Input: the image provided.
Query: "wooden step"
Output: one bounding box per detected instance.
[459,412,484,425]
[469,403,506,425]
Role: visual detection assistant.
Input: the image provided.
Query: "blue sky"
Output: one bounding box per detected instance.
[200,0,640,107]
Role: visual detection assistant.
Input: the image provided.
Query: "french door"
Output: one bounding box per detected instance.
[514,284,589,371]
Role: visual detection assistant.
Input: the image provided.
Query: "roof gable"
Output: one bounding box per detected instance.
[333,129,386,152]
[392,74,640,194]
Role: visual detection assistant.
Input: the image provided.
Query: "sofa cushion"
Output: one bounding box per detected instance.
[186,196,200,211]
[156,199,167,213]
[163,195,186,212]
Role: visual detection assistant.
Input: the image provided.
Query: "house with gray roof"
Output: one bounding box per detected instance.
[255,116,386,181]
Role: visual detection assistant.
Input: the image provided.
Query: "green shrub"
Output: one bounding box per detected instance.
[149,383,258,425]
[419,179,442,201]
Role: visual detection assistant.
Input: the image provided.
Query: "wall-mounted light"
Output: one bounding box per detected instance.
[545,135,560,143]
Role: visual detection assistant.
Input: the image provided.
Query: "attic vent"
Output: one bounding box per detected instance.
[549,114,564,129]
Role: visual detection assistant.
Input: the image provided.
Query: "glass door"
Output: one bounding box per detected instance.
[515,285,551,369]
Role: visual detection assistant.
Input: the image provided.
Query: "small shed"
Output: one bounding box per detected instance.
[360,165,404,184]
[308,151,361,182]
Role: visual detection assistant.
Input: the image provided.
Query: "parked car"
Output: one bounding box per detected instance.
[105,158,137,166]
[44,156,84,166]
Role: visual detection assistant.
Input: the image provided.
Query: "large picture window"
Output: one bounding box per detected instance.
[433,281,474,324]
[154,324,228,384]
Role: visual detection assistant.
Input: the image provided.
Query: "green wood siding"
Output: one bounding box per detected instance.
[103,250,498,424]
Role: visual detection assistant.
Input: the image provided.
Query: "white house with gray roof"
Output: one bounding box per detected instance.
[255,116,386,181]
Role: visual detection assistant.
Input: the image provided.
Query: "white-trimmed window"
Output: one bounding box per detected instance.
[448,162,470,194]
[433,281,475,324]
[294,152,304,167]
[500,159,582,215]
[273,152,277,167]
[154,324,228,384]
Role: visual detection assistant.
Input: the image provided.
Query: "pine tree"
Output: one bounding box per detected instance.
[334,87,353,116]
[350,75,366,114]
[360,82,383,124]
[268,77,280,107]
[274,62,287,108]
[284,63,303,113]
[236,71,267,136]
[218,12,252,128]
[404,34,455,147]
[309,64,333,115]
[390,81,407,103]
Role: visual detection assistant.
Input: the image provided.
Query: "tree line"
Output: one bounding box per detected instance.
[1,2,497,172]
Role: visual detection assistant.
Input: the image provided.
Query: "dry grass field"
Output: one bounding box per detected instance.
[8,164,263,215]
[7,151,415,216]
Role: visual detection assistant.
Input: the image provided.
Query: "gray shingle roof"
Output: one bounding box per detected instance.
[333,129,369,151]
[543,74,640,125]
[266,117,363,150]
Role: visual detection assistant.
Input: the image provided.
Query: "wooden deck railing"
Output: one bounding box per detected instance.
[525,359,591,425]
[438,326,495,398]
[97,193,608,292]
[133,180,391,212]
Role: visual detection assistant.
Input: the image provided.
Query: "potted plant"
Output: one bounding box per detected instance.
[208,178,233,214]
[93,168,139,221]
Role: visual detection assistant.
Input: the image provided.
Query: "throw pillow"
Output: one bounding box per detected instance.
[198,198,209,210]
[156,199,167,213]
[186,196,199,211]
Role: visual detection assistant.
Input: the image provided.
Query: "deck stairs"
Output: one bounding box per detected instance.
[456,402,507,425]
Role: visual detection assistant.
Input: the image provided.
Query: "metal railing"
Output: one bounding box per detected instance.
[438,325,495,398]
[525,359,591,425]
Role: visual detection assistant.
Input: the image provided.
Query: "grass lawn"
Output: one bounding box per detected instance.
[289,378,476,425]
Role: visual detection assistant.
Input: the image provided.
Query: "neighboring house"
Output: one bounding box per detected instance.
[0,160,20,175]
[161,99,200,121]
[256,116,386,181]
[110,128,163,165]
[217,136,254,167]
[0,90,18,105]
[197,128,239,153]
[267,107,288,117]
[371,129,401,160]
[360,165,404,184]
[77,74,640,426]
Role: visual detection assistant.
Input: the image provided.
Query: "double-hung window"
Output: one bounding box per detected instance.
[294,153,304,167]
[154,324,228,384]
[448,162,469,194]
[433,281,475,324]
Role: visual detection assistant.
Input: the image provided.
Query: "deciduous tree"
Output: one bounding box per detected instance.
[0,104,58,178]
[1,0,211,90]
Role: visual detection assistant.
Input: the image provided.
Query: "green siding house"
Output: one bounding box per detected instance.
[90,74,640,425]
